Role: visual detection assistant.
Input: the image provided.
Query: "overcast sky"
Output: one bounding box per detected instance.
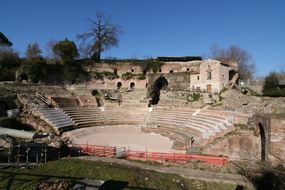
[1,0,285,77]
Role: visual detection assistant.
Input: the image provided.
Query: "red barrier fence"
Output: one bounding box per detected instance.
[69,143,228,167]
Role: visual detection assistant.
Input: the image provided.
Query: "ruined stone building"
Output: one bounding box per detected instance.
[83,56,236,94]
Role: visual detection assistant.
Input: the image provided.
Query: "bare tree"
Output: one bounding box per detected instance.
[210,44,256,79]
[77,11,121,61]
[25,43,42,61]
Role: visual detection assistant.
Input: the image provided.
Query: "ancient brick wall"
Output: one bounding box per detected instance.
[268,116,285,166]
[87,78,147,90]
[146,72,191,92]
[159,61,200,73]
[82,62,142,75]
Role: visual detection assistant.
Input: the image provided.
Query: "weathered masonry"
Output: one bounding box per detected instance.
[254,114,285,166]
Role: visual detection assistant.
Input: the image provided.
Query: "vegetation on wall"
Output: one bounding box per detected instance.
[139,58,164,73]
[121,72,133,80]
[187,93,201,102]
[92,71,119,80]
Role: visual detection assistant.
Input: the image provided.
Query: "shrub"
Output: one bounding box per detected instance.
[187,93,201,102]
[262,72,285,97]
[138,58,164,73]
[122,72,133,80]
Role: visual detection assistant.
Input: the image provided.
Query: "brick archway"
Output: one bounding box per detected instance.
[254,115,271,162]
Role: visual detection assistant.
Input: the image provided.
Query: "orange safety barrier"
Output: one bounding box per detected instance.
[68,143,228,166]
[69,143,116,158]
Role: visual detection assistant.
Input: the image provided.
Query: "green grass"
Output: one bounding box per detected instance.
[0,159,254,190]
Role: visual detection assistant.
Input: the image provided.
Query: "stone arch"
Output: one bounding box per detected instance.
[258,122,266,161]
[0,101,8,117]
[169,70,174,73]
[130,82,135,91]
[150,76,168,105]
[254,115,271,162]
[117,81,122,89]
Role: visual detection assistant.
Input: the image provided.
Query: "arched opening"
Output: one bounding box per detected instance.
[159,69,162,72]
[117,82,122,89]
[0,102,8,117]
[258,122,266,161]
[229,70,236,81]
[187,68,190,71]
[19,74,29,82]
[169,70,173,73]
[150,76,168,105]
[114,68,118,75]
[130,82,135,91]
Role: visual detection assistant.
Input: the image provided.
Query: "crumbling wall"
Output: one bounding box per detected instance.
[268,116,285,166]
[147,72,191,93]
[203,130,260,161]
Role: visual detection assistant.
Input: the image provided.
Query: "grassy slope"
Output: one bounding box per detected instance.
[0,159,254,190]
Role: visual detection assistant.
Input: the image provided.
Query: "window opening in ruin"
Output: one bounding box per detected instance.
[130,82,135,91]
[197,76,200,80]
[229,70,236,81]
[187,68,190,71]
[114,68,118,75]
[169,70,173,73]
[117,82,122,89]
[150,76,168,105]
[131,69,134,72]
[159,69,162,72]
[0,102,8,117]
[19,74,29,82]
[207,71,212,80]
[258,123,266,161]
[143,71,147,75]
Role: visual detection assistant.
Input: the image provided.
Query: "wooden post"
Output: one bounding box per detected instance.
[36,153,39,164]
[16,143,20,167]
[145,148,148,162]
[44,148,47,163]
[26,147,30,166]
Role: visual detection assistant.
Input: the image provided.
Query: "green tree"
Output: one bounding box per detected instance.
[262,72,284,97]
[77,11,121,61]
[22,63,46,83]
[52,38,78,63]
[0,48,20,81]
[25,43,42,62]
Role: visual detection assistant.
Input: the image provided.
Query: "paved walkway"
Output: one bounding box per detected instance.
[74,156,252,187]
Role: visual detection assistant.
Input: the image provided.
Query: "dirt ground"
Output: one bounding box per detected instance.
[63,125,180,152]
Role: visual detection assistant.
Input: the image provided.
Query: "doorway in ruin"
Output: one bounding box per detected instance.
[117,82,122,89]
[258,122,266,162]
[0,102,8,117]
[206,85,212,93]
[130,82,135,91]
[150,76,168,105]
